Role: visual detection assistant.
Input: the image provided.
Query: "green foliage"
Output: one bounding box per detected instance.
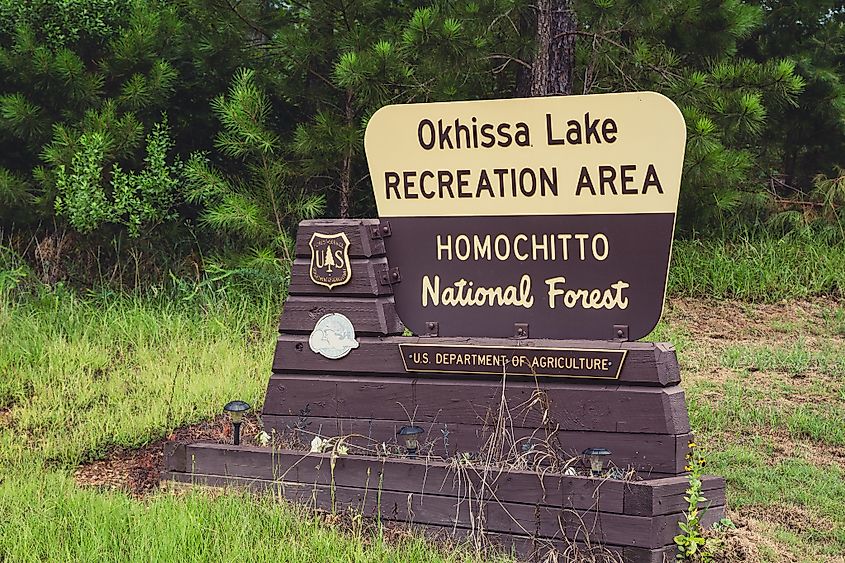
[278,1,524,216]
[1,0,845,285]
[54,132,110,233]
[743,2,845,197]
[53,117,180,236]
[0,0,127,48]
[674,443,724,561]
[573,0,806,233]
[111,119,181,236]
[185,69,325,267]
[669,233,845,301]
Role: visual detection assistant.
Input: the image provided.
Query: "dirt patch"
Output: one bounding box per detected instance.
[666,297,845,344]
[717,508,793,563]
[74,415,263,497]
[727,505,845,563]
[0,407,12,429]
[667,298,845,411]
[762,429,845,469]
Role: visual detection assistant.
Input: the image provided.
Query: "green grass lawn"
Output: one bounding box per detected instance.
[2,239,845,561]
[0,290,496,562]
[660,300,845,562]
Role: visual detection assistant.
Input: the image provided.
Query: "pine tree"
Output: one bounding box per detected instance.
[271,1,524,218]
[740,1,845,236]
[184,68,325,268]
[566,0,805,233]
[0,0,256,233]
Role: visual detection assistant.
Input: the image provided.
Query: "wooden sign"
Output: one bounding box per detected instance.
[164,217,728,563]
[364,92,686,340]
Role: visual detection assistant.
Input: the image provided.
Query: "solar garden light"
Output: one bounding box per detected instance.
[223,400,251,446]
[582,447,612,477]
[397,425,424,458]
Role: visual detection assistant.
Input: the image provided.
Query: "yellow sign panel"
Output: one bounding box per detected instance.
[365,92,686,218]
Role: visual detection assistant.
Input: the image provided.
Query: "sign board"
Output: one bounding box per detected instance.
[400,343,626,379]
[364,92,686,340]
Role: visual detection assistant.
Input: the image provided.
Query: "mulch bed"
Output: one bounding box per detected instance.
[73,415,264,497]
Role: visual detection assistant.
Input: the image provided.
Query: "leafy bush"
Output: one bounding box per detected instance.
[54,117,180,236]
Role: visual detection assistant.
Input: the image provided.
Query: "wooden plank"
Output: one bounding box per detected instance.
[483,532,679,563]
[260,416,690,475]
[177,443,626,513]
[272,335,681,386]
[294,219,386,258]
[163,442,186,473]
[262,374,690,434]
[624,475,726,516]
[288,257,394,297]
[279,297,404,336]
[163,469,724,549]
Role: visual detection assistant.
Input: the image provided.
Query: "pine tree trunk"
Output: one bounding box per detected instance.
[339,90,354,219]
[339,150,351,219]
[524,0,577,97]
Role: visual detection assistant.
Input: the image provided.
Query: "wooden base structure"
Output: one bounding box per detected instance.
[162,219,727,561]
[164,443,724,563]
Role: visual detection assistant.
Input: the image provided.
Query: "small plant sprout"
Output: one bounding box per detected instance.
[397,425,424,458]
[223,400,251,445]
[582,447,612,477]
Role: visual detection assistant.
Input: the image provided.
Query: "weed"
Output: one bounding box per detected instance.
[675,442,734,561]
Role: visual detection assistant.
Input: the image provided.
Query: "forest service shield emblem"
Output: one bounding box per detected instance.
[309,232,352,289]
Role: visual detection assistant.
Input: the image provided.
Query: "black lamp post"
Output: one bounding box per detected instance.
[397,425,424,458]
[582,447,612,477]
[223,400,251,445]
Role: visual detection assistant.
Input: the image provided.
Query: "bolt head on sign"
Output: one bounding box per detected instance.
[364,92,686,341]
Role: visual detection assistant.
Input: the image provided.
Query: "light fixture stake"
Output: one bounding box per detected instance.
[397,425,425,458]
[582,447,612,477]
[223,400,252,446]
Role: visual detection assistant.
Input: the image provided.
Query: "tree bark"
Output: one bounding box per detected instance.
[524,0,577,97]
[340,90,354,218]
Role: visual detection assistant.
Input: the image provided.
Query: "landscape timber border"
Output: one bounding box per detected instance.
[162,219,727,562]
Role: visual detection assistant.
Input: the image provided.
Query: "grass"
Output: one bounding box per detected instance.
[0,287,277,469]
[0,286,506,562]
[669,236,845,301]
[0,472,466,562]
[667,302,845,561]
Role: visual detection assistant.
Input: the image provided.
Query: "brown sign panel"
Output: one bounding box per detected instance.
[365,92,686,340]
[399,343,626,379]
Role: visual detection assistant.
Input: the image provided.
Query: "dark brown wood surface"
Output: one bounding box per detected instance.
[279,297,404,336]
[263,374,690,434]
[163,443,727,558]
[288,258,395,297]
[172,443,722,517]
[624,475,727,516]
[177,443,626,512]
[294,219,386,258]
[481,531,679,563]
[164,469,724,549]
[272,335,681,386]
[261,415,690,475]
